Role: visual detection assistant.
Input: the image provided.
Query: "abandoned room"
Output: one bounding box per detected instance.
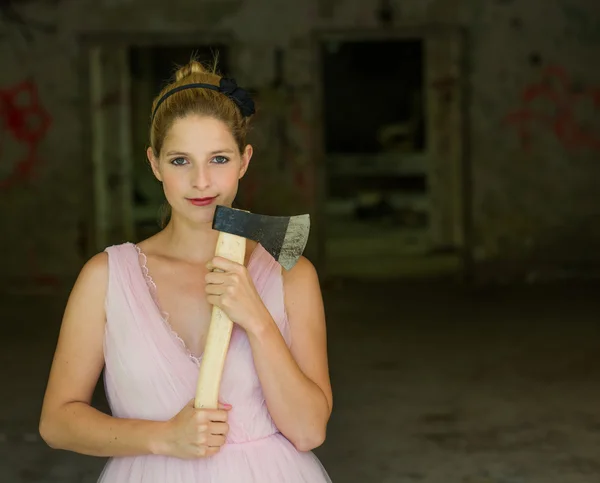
[1,0,600,482]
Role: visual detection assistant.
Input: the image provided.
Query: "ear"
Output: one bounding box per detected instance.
[147,147,163,182]
[239,144,253,179]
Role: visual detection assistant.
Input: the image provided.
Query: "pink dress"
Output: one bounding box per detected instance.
[98,242,332,482]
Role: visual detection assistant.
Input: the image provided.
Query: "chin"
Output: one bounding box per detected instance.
[173,206,215,225]
[193,210,217,224]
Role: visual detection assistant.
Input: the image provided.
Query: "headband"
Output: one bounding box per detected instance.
[151,77,256,123]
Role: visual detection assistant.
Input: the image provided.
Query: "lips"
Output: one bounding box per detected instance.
[188,196,217,206]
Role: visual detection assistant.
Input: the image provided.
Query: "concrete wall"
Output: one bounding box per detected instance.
[1,0,599,290]
[467,0,600,281]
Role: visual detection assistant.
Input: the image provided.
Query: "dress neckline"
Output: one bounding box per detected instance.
[130,242,263,365]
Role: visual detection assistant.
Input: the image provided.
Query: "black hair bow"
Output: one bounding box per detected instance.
[219,78,256,117]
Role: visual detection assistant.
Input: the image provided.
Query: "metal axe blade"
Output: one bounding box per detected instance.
[212,205,310,270]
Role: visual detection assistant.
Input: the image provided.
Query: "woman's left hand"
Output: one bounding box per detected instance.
[205,256,270,334]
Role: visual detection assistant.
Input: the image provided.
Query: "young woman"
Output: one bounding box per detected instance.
[39,59,333,482]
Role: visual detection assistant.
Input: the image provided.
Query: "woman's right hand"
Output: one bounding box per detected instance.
[157,399,232,459]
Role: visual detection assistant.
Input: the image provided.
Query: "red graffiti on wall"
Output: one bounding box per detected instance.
[0,80,52,189]
[504,65,600,153]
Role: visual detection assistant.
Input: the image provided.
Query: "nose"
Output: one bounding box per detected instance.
[192,164,211,190]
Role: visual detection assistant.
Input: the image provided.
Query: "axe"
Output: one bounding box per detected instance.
[194,205,310,409]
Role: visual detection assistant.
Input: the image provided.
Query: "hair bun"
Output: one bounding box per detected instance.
[175,60,207,81]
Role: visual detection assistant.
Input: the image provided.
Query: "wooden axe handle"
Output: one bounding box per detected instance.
[194,231,246,409]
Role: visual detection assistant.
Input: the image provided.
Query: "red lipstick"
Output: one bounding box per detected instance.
[188,197,216,206]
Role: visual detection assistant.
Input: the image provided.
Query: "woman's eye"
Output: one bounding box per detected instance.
[212,156,229,164]
[171,157,188,166]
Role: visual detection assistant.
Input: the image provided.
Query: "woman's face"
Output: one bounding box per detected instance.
[148,115,252,225]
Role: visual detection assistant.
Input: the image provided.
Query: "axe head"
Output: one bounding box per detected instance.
[212,205,310,270]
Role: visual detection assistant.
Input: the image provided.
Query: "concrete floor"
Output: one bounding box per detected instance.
[1,280,600,482]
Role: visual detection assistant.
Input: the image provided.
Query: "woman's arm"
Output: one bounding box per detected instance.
[245,257,333,451]
[39,253,168,457]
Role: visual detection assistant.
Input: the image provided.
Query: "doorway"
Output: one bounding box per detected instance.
[314,28,469,280]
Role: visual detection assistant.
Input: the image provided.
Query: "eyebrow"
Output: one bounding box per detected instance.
[165,149,235,156]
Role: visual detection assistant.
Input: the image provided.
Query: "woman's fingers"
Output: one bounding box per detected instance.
[209,421,229,435]
[205,271,226,284]
[207,433,227,448]
[205,283,225,295]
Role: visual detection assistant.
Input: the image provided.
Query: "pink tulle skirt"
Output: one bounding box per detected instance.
[98,433,332,483]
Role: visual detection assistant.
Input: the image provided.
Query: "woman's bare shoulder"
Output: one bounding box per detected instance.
[282,256,319,286]
[69,251,110,299]
[281,256,322,314]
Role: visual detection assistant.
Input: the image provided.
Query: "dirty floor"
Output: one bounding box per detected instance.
[1,281,599,482]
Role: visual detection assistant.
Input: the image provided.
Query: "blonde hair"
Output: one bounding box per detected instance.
[149,57,251,157]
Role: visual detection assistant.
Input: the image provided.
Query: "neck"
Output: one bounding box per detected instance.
[159,215,220,264]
